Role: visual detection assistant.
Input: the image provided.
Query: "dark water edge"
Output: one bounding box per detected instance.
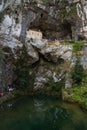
[0,96,87,130]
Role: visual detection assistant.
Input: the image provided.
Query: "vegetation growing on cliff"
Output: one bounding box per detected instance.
[0,0,87,112]
[62,85,87,109]
[63,58,87,109]
[47,77,65,91]
[0,48,5,90]
[58,0,77,22]
[71,58,84,85]
[72,41,84,53]
[14,45,34,90]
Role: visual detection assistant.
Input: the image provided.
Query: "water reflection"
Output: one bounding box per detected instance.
[0,97,87,130]
[7,103,13,108]
[0,103,13,110]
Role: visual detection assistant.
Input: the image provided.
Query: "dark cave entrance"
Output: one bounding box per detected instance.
[61,20,72,39]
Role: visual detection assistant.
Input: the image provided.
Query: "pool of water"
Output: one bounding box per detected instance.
[0,96,87,130]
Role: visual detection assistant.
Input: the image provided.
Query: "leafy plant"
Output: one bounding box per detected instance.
[47,77,65,91]
[63,85,87,109]
[14,45,31,89]
[71,58,84,85]
[72,41,84,53]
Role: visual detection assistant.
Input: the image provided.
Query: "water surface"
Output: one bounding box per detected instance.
[0,96,87,130]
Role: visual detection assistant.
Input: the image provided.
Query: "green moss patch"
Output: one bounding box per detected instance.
[62,86,87,109]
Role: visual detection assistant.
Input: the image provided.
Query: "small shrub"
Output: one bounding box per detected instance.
[14,45,32,89]
[71,58,84,85]
[47,77,65,91]
[72,41,84,53]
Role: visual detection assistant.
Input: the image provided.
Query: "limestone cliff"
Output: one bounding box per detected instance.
[0,0,87,92]
[0,0,87,40]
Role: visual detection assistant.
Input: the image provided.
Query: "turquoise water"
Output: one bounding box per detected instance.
[0,96,87,130]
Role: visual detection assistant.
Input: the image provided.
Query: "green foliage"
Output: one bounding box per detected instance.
[63,86,87,109]
[47,77,65,91]
[63,61,87,109]
[72,41,84,53]
[58,0,77,23]
[71,58,84,85]
[15,45,32,89]
[47,77,56,90]
[82,74,87,85]
[61,40,84,53]
[42,0,51,5]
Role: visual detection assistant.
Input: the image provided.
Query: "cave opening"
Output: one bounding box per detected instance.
[41,13,43,18]
[61,20,72,39]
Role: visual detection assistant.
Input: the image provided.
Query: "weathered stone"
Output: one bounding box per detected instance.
[0,0,87,92]
[26,41,39,64]
[30,40,73,63]
[34,66,52,90]
[65,73,72,88]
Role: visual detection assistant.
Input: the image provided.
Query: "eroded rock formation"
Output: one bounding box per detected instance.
[0,0,87,91]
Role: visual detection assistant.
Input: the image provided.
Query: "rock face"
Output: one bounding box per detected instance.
[34,63,67,90]
[30,40,72,63]
[0,35,73,90]
[0,0,87,40]
[76,0,87,40]
[0,0,87,91]
[0,18,85,91]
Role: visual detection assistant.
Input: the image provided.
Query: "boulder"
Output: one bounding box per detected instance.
[30,40,73,63]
